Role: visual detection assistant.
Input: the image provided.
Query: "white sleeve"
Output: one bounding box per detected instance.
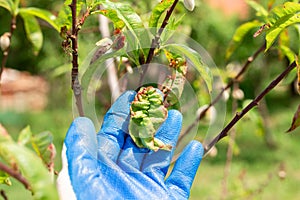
[56,144,77,200]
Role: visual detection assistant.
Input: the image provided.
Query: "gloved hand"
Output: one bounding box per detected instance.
[57,90,204,200]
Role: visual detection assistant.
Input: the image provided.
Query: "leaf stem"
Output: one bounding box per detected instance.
[204,61,297,154]
[0,161,30,190]
[178,42,266,144]
[139,0,179,85]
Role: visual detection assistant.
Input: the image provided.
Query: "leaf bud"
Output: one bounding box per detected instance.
[0,32,11,52]
[183,0,195,11]
[232,88,244,100]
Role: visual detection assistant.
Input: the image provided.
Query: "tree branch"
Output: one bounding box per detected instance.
[68,0,88,116]
[0,15,17,83]
[177,42,266,144]
[139,0,179,84]
[0,190,8,200]
[0,161,30,190]
[204,61,297,154]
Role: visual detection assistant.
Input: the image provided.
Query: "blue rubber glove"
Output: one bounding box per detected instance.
[57,90,203,200]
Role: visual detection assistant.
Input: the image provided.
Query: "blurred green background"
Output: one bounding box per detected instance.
[1,0,300,199]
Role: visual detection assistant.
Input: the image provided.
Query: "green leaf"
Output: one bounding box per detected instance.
[149,0,174,28]
[95,9,125,29]
[92,1,144,30]
[279,45,296,64]
[246,0,268,19]
[162,44,213,91]
[91,1,148,62]
[226,21,262,60]
[0,141,59,199]
[0,171,11,186]
[63,0,85,17]
[31,131,56,169]
[55,3,72,31]
[19,12,43,55]
[160,14,185,44]
[86,0,95,8]
[19,7,59,31]
[287,104,300,133]
[31,131,53,157]
[266,14,300,51]
[295,24,300,56]
[18,125,32,146]
[0,0,13,14]
[265,2,300,51]
[267,2,300,26]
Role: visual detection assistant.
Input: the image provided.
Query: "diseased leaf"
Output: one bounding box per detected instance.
[19,7,59,31]
[129,86,171,151]
[0,0,13,14]
[226,21,262,59]
[162,50,187,108]
[287,104,300,132]
[162,43,212,92]
[19,12,43,55]
[91,38,113,64]
[265,2,300,51]
[149,0,174,29]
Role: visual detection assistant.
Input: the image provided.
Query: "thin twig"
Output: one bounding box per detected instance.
[204,61,297,154]
[0,161,30,190]
[0,15,17,83]
[68,0,88,116]
[221,82,239,200]
[177,42,266,144]
[0,190,8,200]
[139,0,179,85]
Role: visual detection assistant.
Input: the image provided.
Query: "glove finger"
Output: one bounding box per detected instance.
[64,117,101,196]
[141,110,182,182]
[165,141,203,199]
[97,90,136,162]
